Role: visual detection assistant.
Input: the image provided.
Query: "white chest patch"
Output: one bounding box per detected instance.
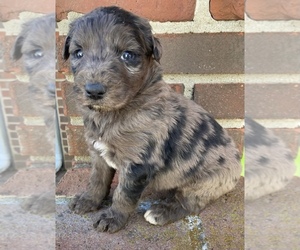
[93,139,118,170]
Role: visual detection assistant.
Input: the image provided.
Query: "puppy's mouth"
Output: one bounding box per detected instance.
[87,104,102,111]
[86,103,117,112]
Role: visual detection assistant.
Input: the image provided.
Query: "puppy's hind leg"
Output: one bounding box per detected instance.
[144,191,190,226]
[144,170,240,226]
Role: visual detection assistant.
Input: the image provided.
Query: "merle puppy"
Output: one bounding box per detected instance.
[64,6,241,233]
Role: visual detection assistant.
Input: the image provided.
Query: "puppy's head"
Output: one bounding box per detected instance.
[63,6,163,111]
[12,14,56,106]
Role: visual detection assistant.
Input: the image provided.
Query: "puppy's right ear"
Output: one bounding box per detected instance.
[63,35,71,60]
[152,37,162,63]
[11,35,24,60]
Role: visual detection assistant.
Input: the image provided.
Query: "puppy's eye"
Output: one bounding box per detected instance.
[30,49,44,58]
[121,51,136,62]
[74,49,83,59]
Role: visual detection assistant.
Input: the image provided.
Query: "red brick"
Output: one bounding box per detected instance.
[61,81,80,116]
[0,90,10,97]
[3,99,13,107]
[56,0,196,22]
[5,107,13,114]
[0,0,54,21]
[9,81,39,116]
[210,0,244,20]
[56,72,66,80]
[16,125,53,156]
[64,157,77,172]
[65,125,89,156]
[246,84,300,119]
[158,33,244,74]
[194,83,244,119]
[56,90,62,98]
[246,0,300,20]
[246,33,300,74]
[7,116,20,123]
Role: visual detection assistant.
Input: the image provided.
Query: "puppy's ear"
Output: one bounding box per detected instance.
[63,35,71,60]
[152,36,162,63]
[11,35,25,60]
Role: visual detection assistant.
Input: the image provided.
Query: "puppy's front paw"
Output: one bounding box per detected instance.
[93,208,128,233]
[69,193,101,214]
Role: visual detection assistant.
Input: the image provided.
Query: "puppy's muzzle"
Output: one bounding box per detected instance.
[85,82,106,100]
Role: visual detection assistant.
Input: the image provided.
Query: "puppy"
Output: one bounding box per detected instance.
[64,6,241,233]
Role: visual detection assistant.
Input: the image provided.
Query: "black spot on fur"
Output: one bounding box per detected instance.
[123,163,154,203]
[179,118,209,161]
[183,157,205,179]
[203,116,229,149]
[141,139,156,161]
[218,156,226,165]
[161,106,187,170]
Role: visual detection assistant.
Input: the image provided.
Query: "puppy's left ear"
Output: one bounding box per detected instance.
[63,35,71,60]
[152,36,162,63]
[11,35,24,60]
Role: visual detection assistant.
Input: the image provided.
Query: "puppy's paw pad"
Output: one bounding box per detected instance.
[144,210,158,225]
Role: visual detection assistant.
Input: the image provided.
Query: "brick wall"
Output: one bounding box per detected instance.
[1,0,299,191]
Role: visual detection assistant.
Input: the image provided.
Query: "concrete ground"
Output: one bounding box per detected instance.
[245,177,300,249]
[0,166,244,250]
[56,179,244,250]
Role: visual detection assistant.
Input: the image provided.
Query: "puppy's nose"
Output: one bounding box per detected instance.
[85,82,106,100]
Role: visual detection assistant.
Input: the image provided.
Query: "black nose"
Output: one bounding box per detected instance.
[85,83,106,100]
